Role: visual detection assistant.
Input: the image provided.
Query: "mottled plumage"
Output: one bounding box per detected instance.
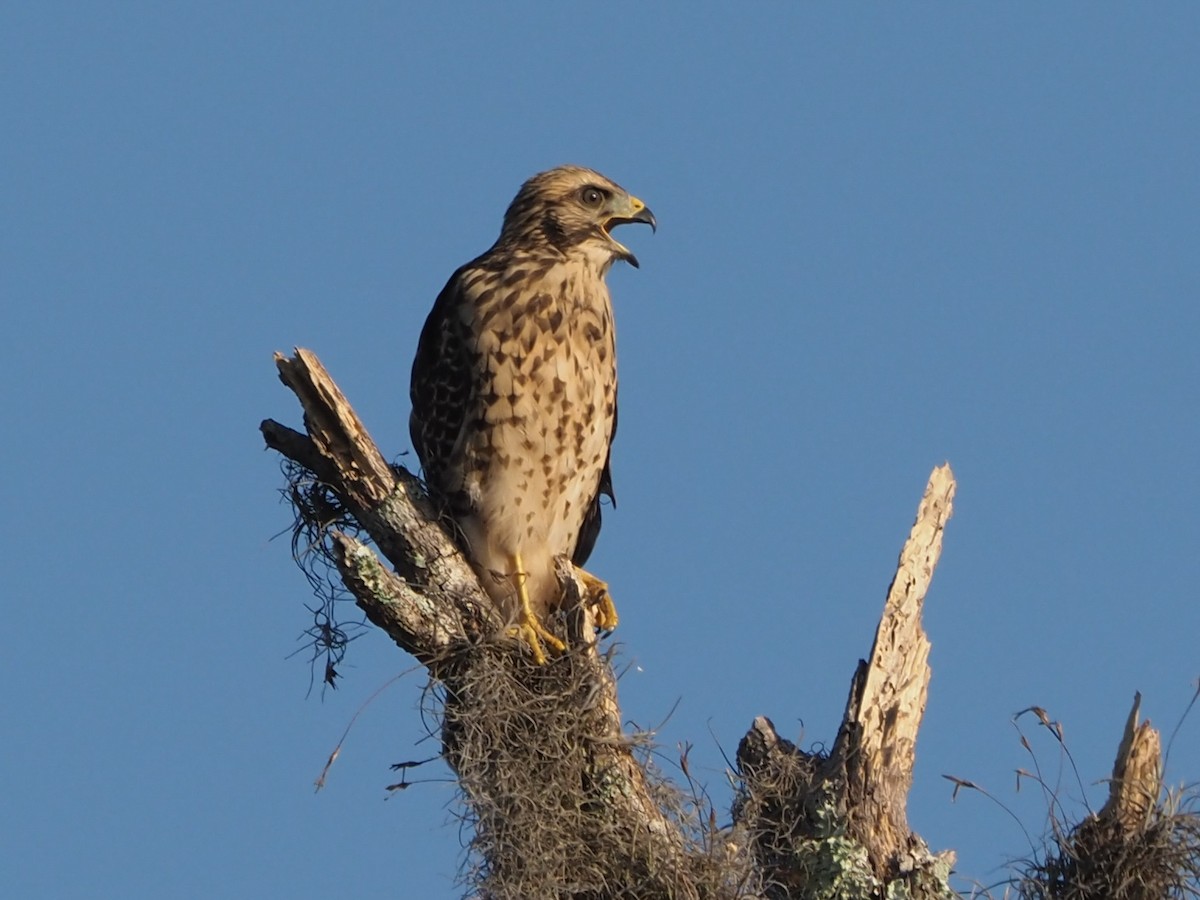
[410,166,655,661]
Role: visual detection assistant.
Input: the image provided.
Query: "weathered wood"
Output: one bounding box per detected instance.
[262,348,499,654]
[273,348,395,505]
[831,463,955,878]
[1020,695,1190,898]
[1100,692,1163,832]
[735,466,957,898]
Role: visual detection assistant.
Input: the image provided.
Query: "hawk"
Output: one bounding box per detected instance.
[410,166,655,663]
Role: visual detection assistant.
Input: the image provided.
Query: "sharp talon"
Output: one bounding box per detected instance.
[576,567,619,632]
[594,592,619,632]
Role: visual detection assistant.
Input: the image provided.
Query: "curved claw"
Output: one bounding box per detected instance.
[575,567,619,632]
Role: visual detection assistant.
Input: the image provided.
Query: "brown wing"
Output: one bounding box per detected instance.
[571,391,616,567]
[409,264,478,510]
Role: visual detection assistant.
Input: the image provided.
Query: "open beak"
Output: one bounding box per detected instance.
[604,194,656,268]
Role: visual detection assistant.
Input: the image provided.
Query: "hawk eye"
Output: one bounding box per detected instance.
[580,186,605,208]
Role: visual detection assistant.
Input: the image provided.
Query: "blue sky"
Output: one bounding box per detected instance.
[4,4,1198,897]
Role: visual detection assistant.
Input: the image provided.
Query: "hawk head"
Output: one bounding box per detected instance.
[497,165,657,269]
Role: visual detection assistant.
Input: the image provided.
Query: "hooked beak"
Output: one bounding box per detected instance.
[604,194,656,268]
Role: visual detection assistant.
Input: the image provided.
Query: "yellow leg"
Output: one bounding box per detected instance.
[506,552,565,664]
[576,567,619,632]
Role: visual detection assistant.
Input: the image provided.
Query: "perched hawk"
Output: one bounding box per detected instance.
[410,166,655,663]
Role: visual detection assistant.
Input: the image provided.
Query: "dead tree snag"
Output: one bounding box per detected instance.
[263,348,725,899]
[735,466,957,899]
[262,351,1198,898]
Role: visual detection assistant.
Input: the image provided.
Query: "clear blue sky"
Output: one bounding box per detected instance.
[4,4,1198,897]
